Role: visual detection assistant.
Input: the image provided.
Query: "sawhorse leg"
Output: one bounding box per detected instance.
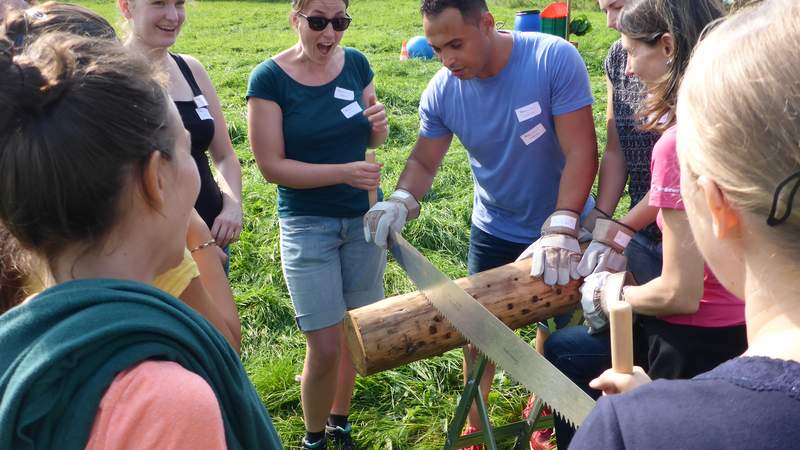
[443,356,553,450]
[444,319,577,450]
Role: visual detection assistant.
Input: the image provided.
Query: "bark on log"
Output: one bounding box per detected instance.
[345,258,581,376]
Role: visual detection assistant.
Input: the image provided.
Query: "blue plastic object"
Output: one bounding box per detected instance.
[406,35,434,59]
[514,10,541,32]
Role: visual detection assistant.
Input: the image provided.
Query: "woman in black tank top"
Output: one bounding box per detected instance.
[119,0,243,254]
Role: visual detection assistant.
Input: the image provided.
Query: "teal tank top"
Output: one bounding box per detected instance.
[247,48,382,217]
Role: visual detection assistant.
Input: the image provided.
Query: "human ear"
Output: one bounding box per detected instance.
[480,11,495,34]
[698,176,742,240]
[118,0,133,19]
[660,32,675,59]
[140,151,167,211]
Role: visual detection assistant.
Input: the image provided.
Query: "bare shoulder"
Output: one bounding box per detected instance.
[177,53,213,85]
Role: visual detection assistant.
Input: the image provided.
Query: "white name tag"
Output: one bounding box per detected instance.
[334,87,355,101]
[614,231,632,248]
[193,95,208,108]
[341,101,363,119]
[520,123,546,146]
[515,101,542,122]
[196,107,213,121]
[550,215,578,230]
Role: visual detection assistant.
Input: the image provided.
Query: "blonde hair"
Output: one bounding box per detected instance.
[678,0,800,246]
[291,0,349,13]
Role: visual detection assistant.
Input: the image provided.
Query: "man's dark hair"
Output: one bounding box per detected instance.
[420,0,488,24]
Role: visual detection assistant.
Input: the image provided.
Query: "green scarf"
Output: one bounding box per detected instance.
[0,279,283,450]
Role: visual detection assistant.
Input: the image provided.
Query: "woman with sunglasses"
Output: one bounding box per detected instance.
[247,1,388,449]
[118,0,244,268]
[571,0,800,447]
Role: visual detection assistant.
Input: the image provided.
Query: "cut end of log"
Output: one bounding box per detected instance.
[344,312,370,375]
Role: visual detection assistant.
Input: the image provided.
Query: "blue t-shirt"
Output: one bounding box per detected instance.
[419,32,593,243]
[246,48,380,218]
[570,357,800,450]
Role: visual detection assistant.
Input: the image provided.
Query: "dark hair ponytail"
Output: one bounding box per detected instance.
[0,33,174,261]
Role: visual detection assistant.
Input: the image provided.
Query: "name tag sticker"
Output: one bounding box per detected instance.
[614,231,632,248]
[193,95,208,108]
[196,107,213,121]
[515,101,542,122]
[341,101,363,119]
[520,123,546,146]
[334,87,355,101]
[550,215,578,229]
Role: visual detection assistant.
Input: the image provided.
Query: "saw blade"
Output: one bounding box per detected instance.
[388,232,595,426]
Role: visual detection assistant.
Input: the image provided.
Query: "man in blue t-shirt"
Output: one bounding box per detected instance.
[363,0,598,438]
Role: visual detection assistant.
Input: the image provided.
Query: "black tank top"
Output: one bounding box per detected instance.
[170,53,223,230]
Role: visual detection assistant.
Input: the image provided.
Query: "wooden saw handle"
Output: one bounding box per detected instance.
[366,149,377,207]
[609,300,633,374]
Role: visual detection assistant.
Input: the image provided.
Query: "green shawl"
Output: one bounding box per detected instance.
[0,279,283,450]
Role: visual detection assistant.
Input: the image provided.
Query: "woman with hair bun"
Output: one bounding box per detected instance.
[571,0,800,447]
[0,34,282,450]
[0,1,242,351]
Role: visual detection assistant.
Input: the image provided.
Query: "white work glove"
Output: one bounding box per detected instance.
[363,189,420,248]
[577,218,635,277]
[579,271,630,334]
[517,210,582,286]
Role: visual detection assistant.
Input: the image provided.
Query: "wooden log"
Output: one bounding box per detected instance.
[345,258,581,376]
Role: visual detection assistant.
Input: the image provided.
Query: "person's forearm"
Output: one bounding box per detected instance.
[215,155,242,204]
[556,149,598,212]
[595,148,628,215]
[258,158,347,190]
[395,157,438,201]
[624,275,701,316]
[619,191,659,231]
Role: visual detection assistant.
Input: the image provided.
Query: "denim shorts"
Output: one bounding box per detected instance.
[279,215,386,332]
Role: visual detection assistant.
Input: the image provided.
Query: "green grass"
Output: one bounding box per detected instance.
[77,1,620,448]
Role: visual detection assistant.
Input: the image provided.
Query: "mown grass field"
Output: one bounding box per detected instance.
[77,1,619,447]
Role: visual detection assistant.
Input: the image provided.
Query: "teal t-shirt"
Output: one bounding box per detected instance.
[247,47,381,218]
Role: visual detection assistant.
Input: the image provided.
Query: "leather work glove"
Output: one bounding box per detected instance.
[517,210,582,286]
[579,271,629,334]
[363,189,420,248]
[580,272,625,334]
[581,206,612,232]
[577,217,635,277]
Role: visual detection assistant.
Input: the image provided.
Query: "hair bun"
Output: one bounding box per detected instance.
[0,34,76,135]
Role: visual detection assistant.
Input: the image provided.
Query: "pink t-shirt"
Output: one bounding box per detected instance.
[649,126,745,327]
[86,360,227,450]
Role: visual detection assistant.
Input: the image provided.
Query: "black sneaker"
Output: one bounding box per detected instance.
[301,436,327,449]
[325,423,357,450]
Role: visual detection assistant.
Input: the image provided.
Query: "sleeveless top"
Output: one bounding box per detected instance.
[170,54,223,230]
[604,40,662,241]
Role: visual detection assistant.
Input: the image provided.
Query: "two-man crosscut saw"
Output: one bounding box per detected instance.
[388,232,595,427]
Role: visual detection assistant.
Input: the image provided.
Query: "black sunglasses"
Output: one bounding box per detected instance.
[297,12,352,32]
